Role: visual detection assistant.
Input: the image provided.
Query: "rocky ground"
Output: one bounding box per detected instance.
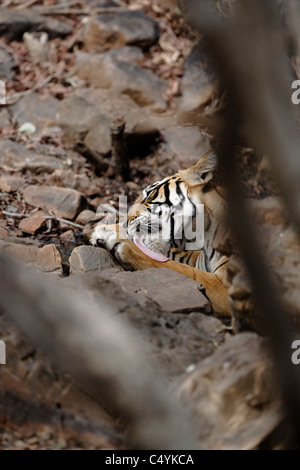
[0,0,291,450]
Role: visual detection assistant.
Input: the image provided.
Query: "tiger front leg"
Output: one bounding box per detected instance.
[90,223,166,271]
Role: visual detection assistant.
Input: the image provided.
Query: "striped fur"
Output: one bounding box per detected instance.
[91,151,231,315]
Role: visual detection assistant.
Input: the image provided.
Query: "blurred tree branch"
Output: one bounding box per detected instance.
[180,0,300,442]
[0,253,195,450]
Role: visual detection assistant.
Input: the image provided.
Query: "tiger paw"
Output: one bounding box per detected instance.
[90,223,126,249]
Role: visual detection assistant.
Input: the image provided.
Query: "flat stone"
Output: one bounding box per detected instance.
[19,211,47,235]
[178,41,218,114]
[75,210,98,225]
[62,271,226,376]
[0,174,25,192]
[59,229,76,243]
[0,47,18,80]
[10,93,60,133]
[82,11,160,52]
[69,245,119,274]
[76,51,168,112]
[55,90,160,159]
[0,241,62,273]
[21,185,87,220]
[0,8,72,42]
[0,140,64,172]
[162,126,211,168]
[101,268,210,313]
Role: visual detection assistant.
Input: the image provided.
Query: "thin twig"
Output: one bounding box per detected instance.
[2,211,84,229]
[2,210,28,218]
[45,213,84,229]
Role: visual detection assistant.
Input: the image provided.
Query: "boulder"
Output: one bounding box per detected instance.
[0,174,25,192]
[61,271,226,376]
[69,246,119,274]
[76,51,168,112]
[82,11,160,52]
[55,94,111,156]
[101,267,211,313]
[177,333,281,449]
[55,90,160,160]
[21,185,87,220]
[0,140,64,172]
[19,211,47,235]
[0,241,62,273]
[0,8,72,42]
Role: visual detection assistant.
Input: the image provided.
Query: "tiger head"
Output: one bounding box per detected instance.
[126,151,224,261]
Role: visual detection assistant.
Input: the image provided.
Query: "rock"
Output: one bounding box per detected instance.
[19,211,47,235]
[75,209,98,225]
[0,174,25,192]
[82,11,160,52]
[0,8,72,42]
[21,185,87,220]
[76,51,168,112]
[0,227,9,240]
[0,47,18,80]
[178,42,218,114]
[0,140,64,172]
[76,88,159,136]
[177,333,281,449]
[23,31,50,62]
[55,95,111,156]
[10,93,60,133]
[101,268,211,313]
[162,126,211,168]
[0,108,11,128]
[59,229,76,243]
[0,241,62,273]
[0,309,121,448]
[36,244,63,273]
[69,245,119,274]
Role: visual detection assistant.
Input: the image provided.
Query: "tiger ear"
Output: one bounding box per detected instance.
[179,151,218,186]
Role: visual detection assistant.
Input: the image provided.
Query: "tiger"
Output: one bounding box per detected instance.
[90,151,231,316]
